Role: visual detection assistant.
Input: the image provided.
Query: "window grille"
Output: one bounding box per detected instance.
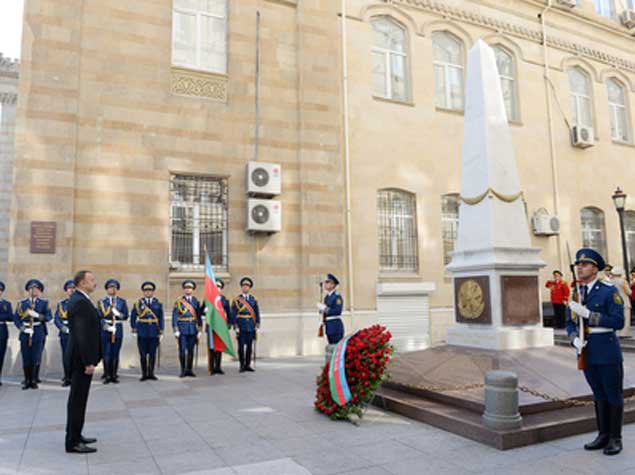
[377,189,419,273]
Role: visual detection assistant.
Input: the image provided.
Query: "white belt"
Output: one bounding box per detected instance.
[589,327,613,334]
[325,316,341,321]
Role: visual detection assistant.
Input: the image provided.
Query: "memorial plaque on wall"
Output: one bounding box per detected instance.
[30,221,57,254]
[501,275,540,325]
[454,276,492,324]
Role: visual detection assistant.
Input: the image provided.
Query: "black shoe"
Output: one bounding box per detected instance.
[66,443,97,454]
[62,379,71,387]
[148,356,157,380]
[239,367,246,373]
[30,381,39,389]
[80,436,97,444]
[244,366,255,372]
[140,357,148,382]
[585,401,610,450]
[179,354,186,378]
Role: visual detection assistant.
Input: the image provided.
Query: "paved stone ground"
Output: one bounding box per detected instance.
[0,356,633,475]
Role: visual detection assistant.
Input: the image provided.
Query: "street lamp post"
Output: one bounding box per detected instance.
[612,186,629,274]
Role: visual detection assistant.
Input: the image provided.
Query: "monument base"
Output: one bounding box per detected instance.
[447,324,554,350]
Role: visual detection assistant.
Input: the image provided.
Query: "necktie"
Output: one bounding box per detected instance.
[581,285,588,304]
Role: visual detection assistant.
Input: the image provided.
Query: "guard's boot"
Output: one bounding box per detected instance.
[208,348,214,375]
[179,354,186,378]
[244,345,254,372]
[139,357,148,381]
[604,404,623,456]
[103,361,111,384]
[34,364,42,383]
[30,365,39,389]
[112,360,120,383]
[238,346,245,372]
[0,357,4,386]
[22,366,31,390]
[148,355,158,380]
[186,351,196,377]
[214,352,224,374]
[585,401,610,450]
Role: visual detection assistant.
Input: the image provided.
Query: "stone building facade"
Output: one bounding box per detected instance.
[5,0,635,367]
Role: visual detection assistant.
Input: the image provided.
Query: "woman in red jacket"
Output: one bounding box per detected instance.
[545,270,570,329]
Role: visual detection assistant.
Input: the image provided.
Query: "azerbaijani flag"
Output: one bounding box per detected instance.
[204,252,236,357]
[329,334,355,406]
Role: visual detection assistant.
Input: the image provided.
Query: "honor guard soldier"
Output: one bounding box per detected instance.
[172,280,203,377]
[131,281,164,381]
[98,279,129,384]
[0,281,13,386]
[55,280,75,387]
[207,279,230,375]
[230,277,260,373]
[567,248,625,456]
[13,279,52,390]
[317,274,344,345]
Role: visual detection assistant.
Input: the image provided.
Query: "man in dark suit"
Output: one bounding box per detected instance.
[65,270,101,454]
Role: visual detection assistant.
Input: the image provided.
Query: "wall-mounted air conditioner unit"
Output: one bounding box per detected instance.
[246,161,281,197]
[571,126,594,149]
[247,199,282,233]
[532,209,561,236]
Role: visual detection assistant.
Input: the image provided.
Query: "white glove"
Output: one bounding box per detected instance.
[197,331,202,340]
[108,325,117,334]
[568,301,590,319]
[572,337,587,351]
[317,303,327,312]
[160,334,164,343]
[112,308,122,317]
[132,330,137,336]
[174,330,180,338]
[24,327,34,335]
[28,309,39,318]
[63,326,70,334]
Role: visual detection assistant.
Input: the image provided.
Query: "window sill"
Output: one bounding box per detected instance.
[372,95,415,107]
[169,266,230,279]
[612,140,635,148]
[170,66,228,102]
[378,272,421,280]
[435,106,464,116]
[509,119,524,127]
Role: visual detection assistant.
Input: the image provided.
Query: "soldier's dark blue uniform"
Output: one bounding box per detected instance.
[0,281,13,386]
[230,277,260,372]
[567,248,625,456]
[172,280,203,377]
[322,274,344,344]
[54,280,75,386]
[131,281,164,381]
[13,279,52,390]
[98,279,129,384]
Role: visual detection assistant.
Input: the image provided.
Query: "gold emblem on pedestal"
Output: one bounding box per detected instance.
[457,279,485,320]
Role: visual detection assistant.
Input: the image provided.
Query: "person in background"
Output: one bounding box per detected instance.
[545,270,570,329]
[0,282,13,386]
[609,267,631,338]
[55,280,76,387]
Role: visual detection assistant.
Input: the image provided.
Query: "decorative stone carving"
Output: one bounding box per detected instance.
[170,67,228,102]
[0,92,17,105]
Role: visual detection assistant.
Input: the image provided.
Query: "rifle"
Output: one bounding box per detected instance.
[317,276,325,338]
[110,298,117,345]
[28,299,34,348]
[253,331,257,369]
[567,242,586,371]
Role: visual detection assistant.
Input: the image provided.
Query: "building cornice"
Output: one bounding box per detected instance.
[392,0,635,73]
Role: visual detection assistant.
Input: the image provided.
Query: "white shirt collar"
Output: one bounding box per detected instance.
[581,278,598,292]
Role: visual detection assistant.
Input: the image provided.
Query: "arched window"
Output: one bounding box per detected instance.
[607,79,630,143]
[371,18,408,102]
[568,68,594,129]
[377,189,418,272]
[594,0,616,19]
[441,194,460,265]
[625,210,635,271]
[492,46,518,121]
[580,207,607,260]
[432,32,464,111]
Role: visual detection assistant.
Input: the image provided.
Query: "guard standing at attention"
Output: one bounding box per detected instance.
[567,248,625,456]
[98,279,129,384]
[131,281,164,381]
[55,280,76,387]
[172,280,202,378]
[0,281,13,386]
[230,277,260,373]
[318,273,344,345]
[14,279,52,390]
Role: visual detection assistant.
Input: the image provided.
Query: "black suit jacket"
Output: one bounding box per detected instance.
[66,291,102,368]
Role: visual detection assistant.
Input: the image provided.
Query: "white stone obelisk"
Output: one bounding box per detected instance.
[446,40,553,350]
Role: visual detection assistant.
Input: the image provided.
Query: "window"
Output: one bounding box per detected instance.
[371,18,408,101]
[172,0,227,74]
[580,207,607,260]
[170,175,228,270]
[569,68,594,129]
[492,46,518,121]
[432,32,464,111]
[441,194,460,266]
[594,0,616,19]
[607,79,630,143]
[377,189,418,273]
[625,211,635,271]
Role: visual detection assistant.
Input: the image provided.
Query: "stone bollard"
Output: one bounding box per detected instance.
[482,370,522,430]
[325,344,338,364]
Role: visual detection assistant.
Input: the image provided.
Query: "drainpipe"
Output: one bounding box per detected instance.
[341,0,356,326]
[539,0,564,272]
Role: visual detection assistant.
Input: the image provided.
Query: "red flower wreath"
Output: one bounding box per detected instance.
[314,324,393,420]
